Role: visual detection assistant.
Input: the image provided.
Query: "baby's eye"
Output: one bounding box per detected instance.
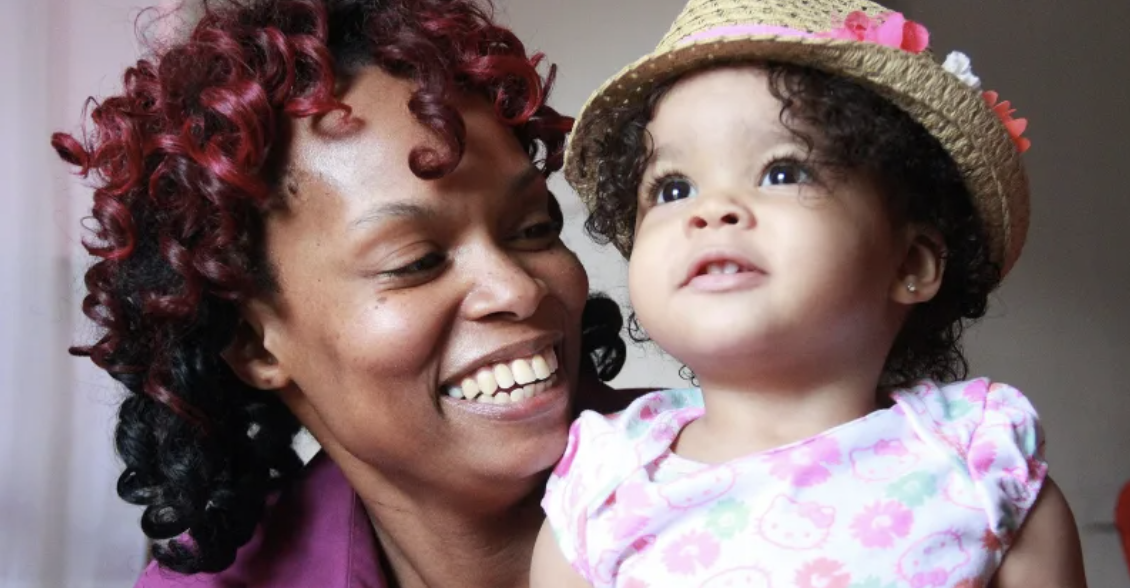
[759,161,813,187]
[652,176,697,204]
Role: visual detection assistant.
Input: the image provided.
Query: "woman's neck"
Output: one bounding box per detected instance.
[348,464,547,588]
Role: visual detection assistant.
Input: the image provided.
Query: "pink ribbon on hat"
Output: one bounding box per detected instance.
[683,11,930,54]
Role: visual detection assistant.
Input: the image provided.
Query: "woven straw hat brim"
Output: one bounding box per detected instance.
[565,30,1029,277]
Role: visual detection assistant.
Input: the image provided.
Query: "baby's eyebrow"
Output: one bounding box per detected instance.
[646,143,685,170]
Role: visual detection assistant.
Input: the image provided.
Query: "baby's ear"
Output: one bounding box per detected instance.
[892,227,945,305]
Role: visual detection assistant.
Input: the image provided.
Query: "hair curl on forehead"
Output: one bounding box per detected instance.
[51,0,603,574]
[583,62,999,392]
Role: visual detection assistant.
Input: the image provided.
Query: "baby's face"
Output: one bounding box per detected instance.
[627,65,906,381]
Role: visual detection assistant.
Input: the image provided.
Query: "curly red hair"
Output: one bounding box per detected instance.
[53,0,574,573]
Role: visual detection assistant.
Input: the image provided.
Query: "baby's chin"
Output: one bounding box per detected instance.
[654,327,782,373]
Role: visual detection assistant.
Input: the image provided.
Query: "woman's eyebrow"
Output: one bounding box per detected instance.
[348,165,541,229]
[350,201,438,229]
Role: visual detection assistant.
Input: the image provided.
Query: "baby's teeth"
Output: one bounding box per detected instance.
[461,377,481,400]
[445,386,464,399]
[511,359,536,385]
[706,263,723,275]
[531,355,550,379]
[494,363,515,389]
[546,349,558,372]
[521,384,536,398]
[511,388,528,401]
[494,391,512,404]
[476,369,498,396]
[723,262,739,275]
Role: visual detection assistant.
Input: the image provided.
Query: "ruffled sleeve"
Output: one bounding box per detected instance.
[541,389,703,581]
[902,379,1048,548]
[964,380,1047,544]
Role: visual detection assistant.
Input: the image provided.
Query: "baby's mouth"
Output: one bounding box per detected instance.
[442,348,559,405]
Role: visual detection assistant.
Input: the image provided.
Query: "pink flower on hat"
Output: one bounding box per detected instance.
[984,91,1032,153]
[826,11,930,54]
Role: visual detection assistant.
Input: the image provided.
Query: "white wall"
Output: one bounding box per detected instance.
[1,0,156,586]
[496,1,1130,586]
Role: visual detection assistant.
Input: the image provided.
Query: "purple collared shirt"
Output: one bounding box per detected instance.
[136,454,386,588]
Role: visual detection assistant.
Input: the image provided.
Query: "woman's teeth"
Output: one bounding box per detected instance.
[444,348,559,404]
[704,261,741,275]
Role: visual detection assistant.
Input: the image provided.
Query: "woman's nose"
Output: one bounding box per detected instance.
[461,250,548,322]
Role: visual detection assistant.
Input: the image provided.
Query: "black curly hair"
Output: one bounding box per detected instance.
[54,0,623,575]
[583,62,1000,390]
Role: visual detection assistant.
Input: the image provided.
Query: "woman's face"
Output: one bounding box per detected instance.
[246,67,588,506]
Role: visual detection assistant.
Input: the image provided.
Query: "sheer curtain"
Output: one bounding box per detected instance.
[0,0,184,585]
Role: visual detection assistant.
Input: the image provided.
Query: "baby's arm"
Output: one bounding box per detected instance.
[992,477,1087,588]
[530,520,592,588]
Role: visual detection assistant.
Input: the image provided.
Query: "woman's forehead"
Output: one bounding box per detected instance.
[284,70,434,201]
[277,67,537,229]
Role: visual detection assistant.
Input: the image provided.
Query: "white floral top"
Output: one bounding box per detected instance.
[542,379,1047,588]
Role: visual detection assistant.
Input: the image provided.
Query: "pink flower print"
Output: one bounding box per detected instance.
[980,528,1003,553]
[850,501,914,548]
[962,379,989,404]
[662,530,721,575]
[766,437,841,487]
[621,579,650,588]
[699,566,773,588]
[639,402,661,421]
[795,558,851,588]
[968,440,998,478]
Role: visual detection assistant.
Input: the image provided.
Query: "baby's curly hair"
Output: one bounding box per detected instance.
[583,62,1001,390]
[53,0,624,575]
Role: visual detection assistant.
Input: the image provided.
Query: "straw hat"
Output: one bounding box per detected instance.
[565,0,1030,276]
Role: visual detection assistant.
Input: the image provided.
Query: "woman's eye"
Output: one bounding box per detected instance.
[383,251,447,277]
[652,176,697,204]
[509,220,563,251]
[760,161,813,187]
[517,220,562,242]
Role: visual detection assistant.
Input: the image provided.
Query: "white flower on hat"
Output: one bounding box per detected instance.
[942,51,981,89]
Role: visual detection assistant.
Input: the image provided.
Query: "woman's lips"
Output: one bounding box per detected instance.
[442,347,559,405]
[440,370,568,422]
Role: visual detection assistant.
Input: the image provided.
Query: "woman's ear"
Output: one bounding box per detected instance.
[222,300,292,391]
[892,227,945,305]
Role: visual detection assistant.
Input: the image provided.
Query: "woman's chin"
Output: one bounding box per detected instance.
[444,376,574,480]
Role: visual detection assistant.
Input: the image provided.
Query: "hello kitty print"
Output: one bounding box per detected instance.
[542,380,1046,587]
